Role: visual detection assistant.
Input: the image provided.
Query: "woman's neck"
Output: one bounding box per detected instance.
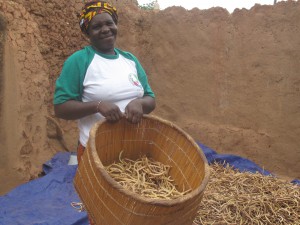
[92,46,115,55]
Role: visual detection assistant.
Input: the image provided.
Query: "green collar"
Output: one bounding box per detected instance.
[90,46,119,59]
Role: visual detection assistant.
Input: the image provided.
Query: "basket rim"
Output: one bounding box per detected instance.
[88,114,210,206]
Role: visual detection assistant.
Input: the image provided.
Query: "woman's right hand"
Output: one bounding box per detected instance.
[97,101,124,122]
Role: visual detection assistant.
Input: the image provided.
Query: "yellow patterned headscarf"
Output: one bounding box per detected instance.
[79,1,118,35]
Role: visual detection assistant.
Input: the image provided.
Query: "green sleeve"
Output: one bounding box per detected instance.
[117,49,155,98]
[53,48,94,105]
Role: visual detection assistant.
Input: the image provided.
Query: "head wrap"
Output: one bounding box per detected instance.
[79,1,118,35]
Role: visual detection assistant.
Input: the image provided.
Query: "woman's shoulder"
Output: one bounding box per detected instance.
[115,48,137,60]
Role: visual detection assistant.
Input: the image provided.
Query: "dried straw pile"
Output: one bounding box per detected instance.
[194,163,300,224]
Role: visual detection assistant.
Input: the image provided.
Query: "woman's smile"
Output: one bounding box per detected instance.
[100,35,114,40]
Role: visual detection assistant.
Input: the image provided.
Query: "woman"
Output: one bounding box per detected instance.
[53,1,156,162]
[54,1,155,224]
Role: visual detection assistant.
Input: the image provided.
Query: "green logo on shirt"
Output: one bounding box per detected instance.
[128,73,142,88]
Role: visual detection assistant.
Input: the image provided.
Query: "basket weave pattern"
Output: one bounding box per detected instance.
[74,115,210,225]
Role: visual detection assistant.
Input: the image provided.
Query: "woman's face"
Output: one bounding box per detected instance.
[87,13,118,55]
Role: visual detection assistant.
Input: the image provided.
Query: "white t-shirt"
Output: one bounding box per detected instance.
[54,46,155,147]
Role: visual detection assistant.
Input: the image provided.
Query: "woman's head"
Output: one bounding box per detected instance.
[79,1,118,34]
[79,1,118,54]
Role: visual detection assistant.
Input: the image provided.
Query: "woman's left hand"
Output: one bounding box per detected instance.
[125,99,143,124]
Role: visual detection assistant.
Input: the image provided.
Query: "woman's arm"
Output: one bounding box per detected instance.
[139,95,156,114]
[54,100,124,121]
[125,96,156,123]
[54,100,99,120]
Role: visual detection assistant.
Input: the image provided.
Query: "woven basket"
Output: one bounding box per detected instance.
[74,115,210,225]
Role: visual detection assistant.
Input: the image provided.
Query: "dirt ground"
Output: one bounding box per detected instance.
[0,0,299,195]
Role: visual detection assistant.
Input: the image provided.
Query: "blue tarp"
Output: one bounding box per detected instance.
[0,152,89,225]
[0,142,299,225]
